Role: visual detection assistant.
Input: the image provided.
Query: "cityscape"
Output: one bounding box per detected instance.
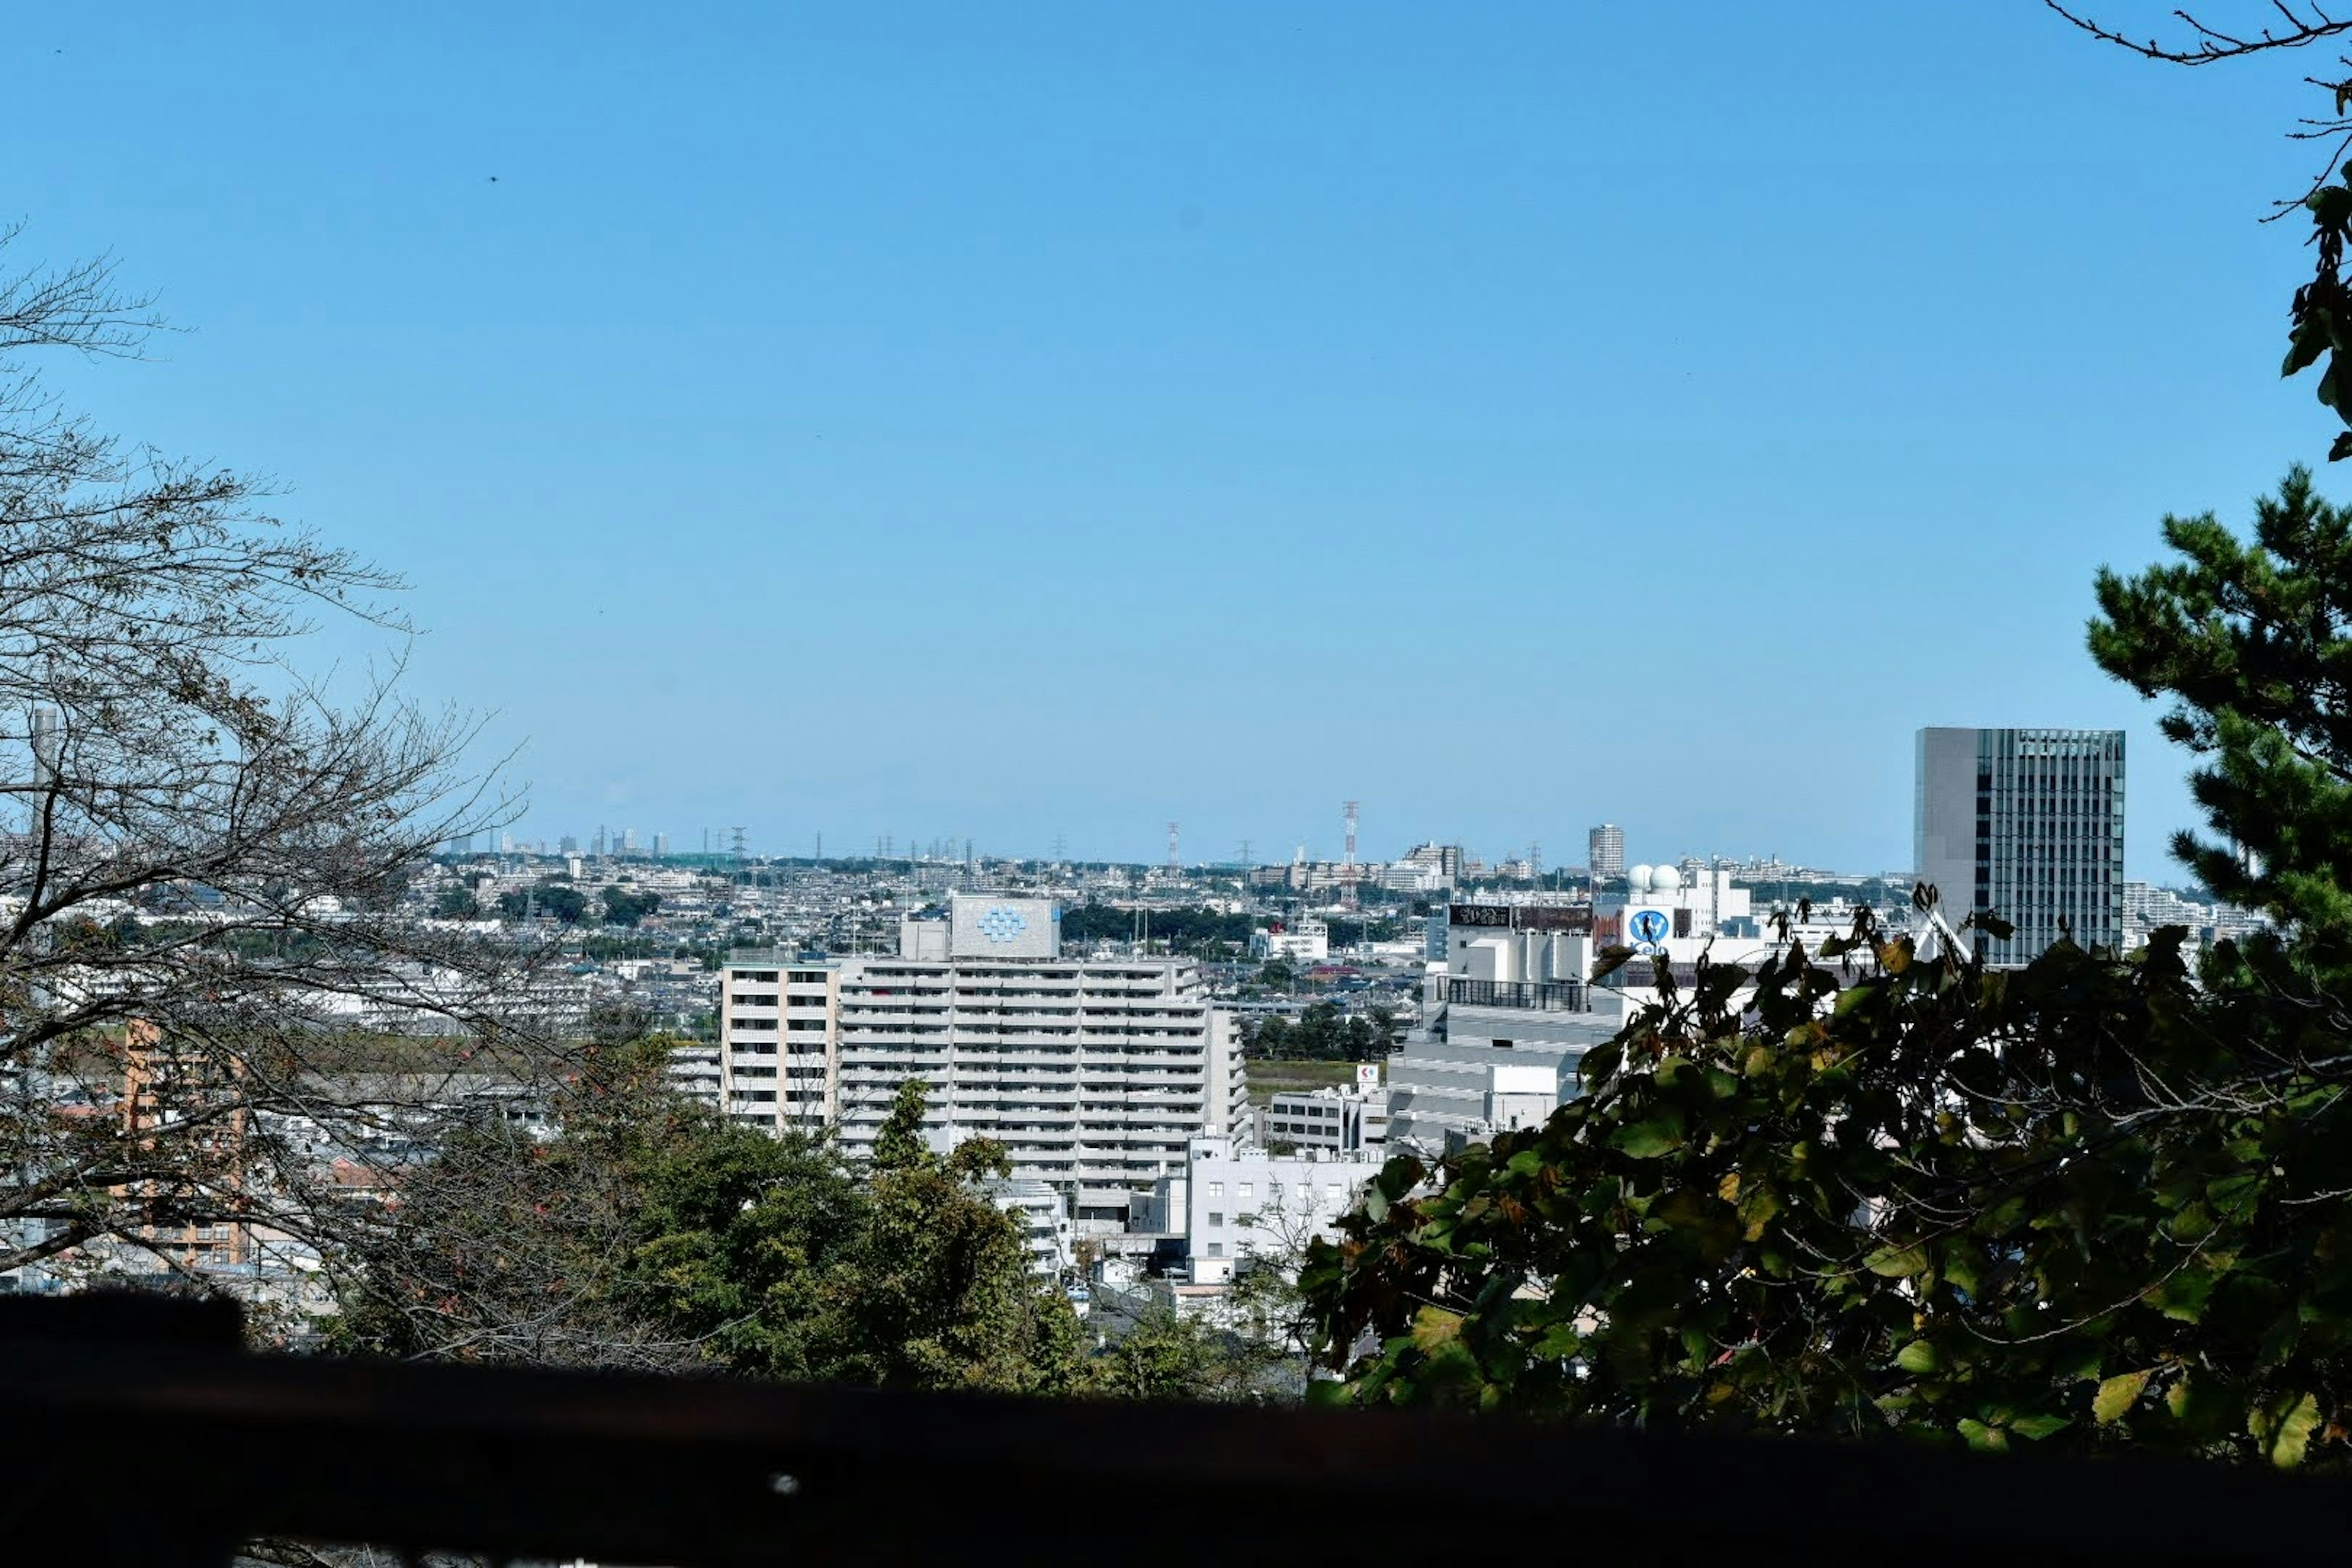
[12,4,2352,1563]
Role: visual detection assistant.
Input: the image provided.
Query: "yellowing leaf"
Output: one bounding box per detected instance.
[1716,1171,1741,1203]
[2094,1369,2150,1425]
[2255,1390,2323,1469]
[1410,1305,1463,1355]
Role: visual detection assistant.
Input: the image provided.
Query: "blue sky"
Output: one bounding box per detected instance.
[11,2,2332,873]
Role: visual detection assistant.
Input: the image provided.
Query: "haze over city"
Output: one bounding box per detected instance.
[17,2,2331,874]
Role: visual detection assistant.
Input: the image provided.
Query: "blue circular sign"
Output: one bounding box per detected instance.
[1629,910,1669,944]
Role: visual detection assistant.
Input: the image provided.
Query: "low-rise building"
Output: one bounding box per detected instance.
[1264,1065,1389,1155]
[988,1177,1074,1279]
[1142,1135,1380,1284]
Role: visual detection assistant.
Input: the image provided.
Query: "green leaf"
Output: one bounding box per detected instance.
[2010,1412,2071,1442]
[1865,1245,1928,1279]
[2147,1265,2217,1324]
[1896,1338,1942,1375]
[1611,1116,1684,1159]
[1956,1417,2008,1452]
[2093,1368,2150,1425]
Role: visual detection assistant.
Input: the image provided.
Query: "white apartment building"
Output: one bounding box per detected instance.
[1248,919,1329,963]
[707,895,1249,1227]
[988,1178,1075,1279]
[1135,1134,1381,1284]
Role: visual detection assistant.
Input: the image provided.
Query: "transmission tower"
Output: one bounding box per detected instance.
[728,826,746,864]
[1342,801,1360,867]
[1235,838,1253,872]
[1166,821,1181,872]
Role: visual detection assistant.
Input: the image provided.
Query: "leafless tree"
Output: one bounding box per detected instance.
[2045,1,2352,208]
[0,227,570,1312]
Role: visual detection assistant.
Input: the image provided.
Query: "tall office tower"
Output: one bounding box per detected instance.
[652,832,671,859]
[701,895,1247,1229]
[1587,824,1625,883]
[1915,727,2125,963]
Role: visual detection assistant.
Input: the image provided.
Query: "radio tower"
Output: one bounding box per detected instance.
[1342,801,1362,910]
[1166,821,1181,872]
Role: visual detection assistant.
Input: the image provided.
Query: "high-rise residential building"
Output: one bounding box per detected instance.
[1915,727,2125,963]
[701,895,1248,1229]
[1587,824,1625,883]
[652,832,671,859]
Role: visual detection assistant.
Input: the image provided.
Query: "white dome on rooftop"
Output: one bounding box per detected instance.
[1629,864,1654,891]
[1652,864,1684,891]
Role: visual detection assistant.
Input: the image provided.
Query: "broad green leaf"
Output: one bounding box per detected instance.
[2010,1413,2071,1442]
[1611,1117,1684,1159]
[1865,1245,1928,1279]
[1896,1338,1942,1375]
[1956,1417,2008,1453]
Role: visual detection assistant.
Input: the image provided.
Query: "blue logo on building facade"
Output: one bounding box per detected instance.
[976,906,1028,943]
[1629,910,1669,944]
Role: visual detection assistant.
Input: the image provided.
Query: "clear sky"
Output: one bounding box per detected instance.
[11,2,2334,873]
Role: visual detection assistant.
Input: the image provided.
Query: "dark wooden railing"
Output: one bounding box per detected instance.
[0,1293,2342,1566]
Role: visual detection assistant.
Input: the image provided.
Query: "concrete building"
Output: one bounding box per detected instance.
[1915,727,2125,962]
[1389,877,1798,1155]
[1265,1064,1389,1155]
[1588,823,1625,883]
[1139,1134,1380,1284]
[988,1178,1075,1279]
[1249,919,1329,963]
[709,895,1248,1228]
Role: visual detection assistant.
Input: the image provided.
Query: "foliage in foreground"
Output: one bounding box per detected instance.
[1308,465,2352,1464]
[1303,923,2352,1465]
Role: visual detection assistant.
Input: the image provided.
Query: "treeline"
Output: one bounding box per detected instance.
[1059,904,1254,951]
[1245,1002,1400,1062]
[334,1043,1290,1402]
[458,881,664,927]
